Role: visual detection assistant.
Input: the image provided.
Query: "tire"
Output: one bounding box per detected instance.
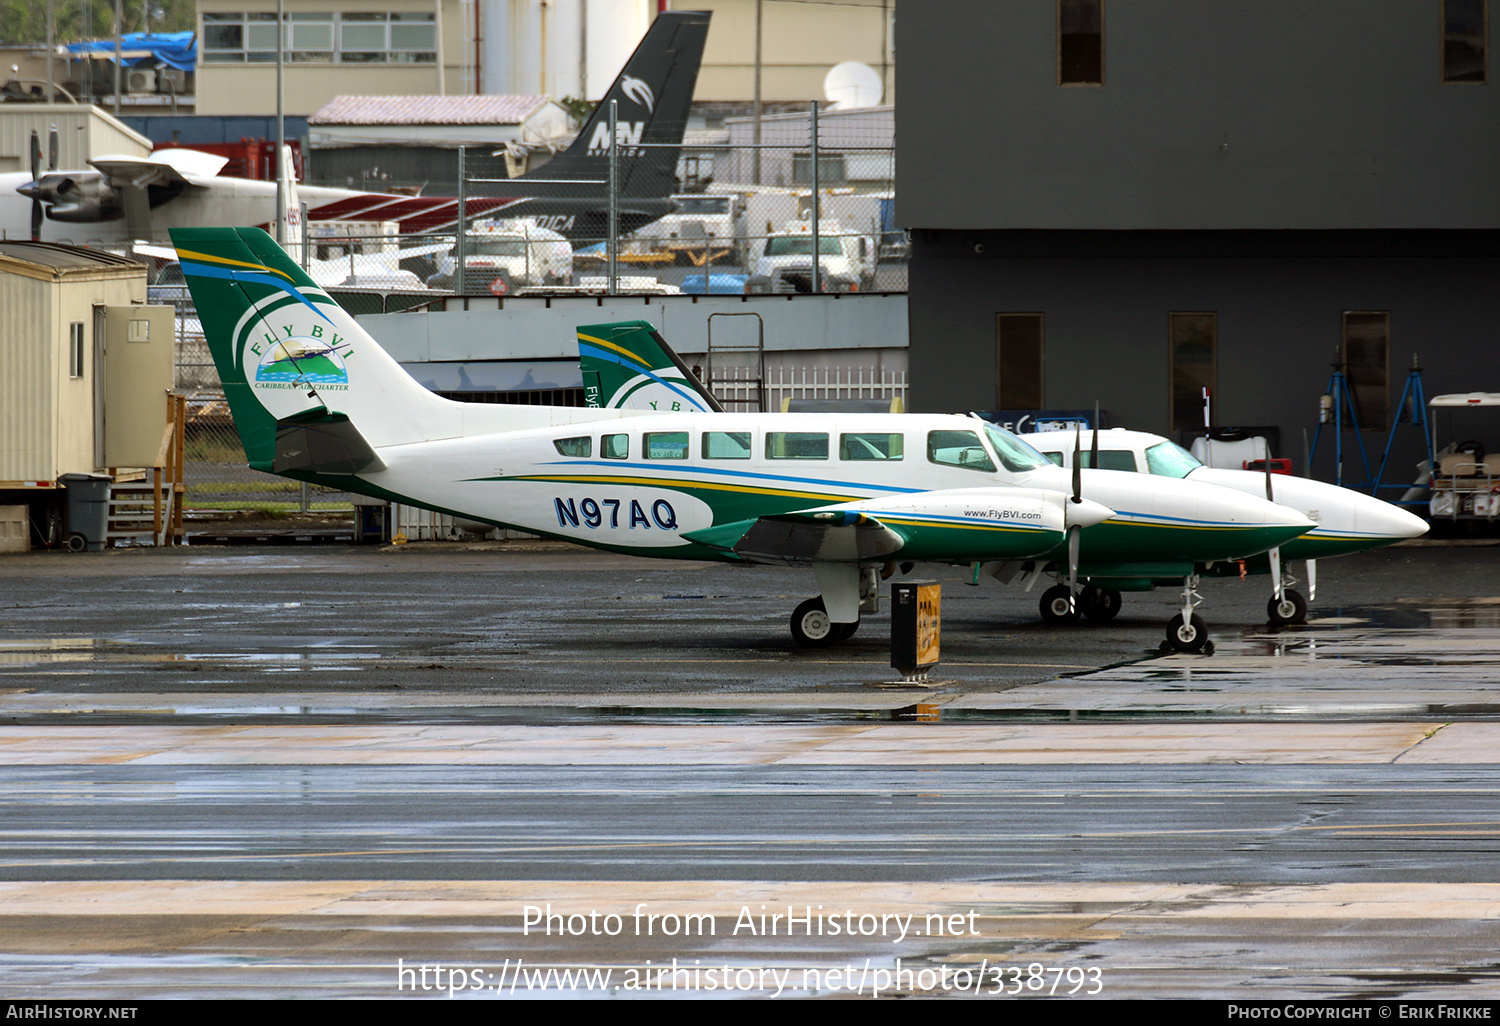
[1165,613,1209,653]
[66,532,87,553]
[1081,586,1123,623]
[1267,589,1308,627]
[1039,585,1077,625]
[791,598,837,648]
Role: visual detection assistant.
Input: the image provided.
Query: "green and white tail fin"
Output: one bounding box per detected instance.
[576,320,723,413]
[172,226,459,472]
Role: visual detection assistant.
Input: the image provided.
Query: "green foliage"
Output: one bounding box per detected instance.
[0,0,195,47]
[558,95,596,130]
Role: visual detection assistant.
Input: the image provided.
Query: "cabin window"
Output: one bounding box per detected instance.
[1342,311,1390,431]
[600,433,629,459]
[68,323,84,379]
[1058,0,1104,85]
[995,313,1044,409]
[553,436,591,458]
[927,430,997,472]
[840,433,904,461]
[644,431,689,459]
[1082,450,1138,472]
[1444,0,1488,83]
[1042,451,1064,467]
[766,432,829,459]
[703,431,752,459]
[1169,312,1217,432]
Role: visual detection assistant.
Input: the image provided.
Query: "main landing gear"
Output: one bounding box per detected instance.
[1038,583,1122,625]
[790,598,858,648]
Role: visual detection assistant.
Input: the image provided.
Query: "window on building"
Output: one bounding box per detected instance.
[1169,312,1217,432]
[201,11,436,64]
[1058,0,1104,85]
[1342,312,1390,431]
[1444,0,1488,82]
[995,313,1044,409]
[791,153,848,186]
[69,322,84,379]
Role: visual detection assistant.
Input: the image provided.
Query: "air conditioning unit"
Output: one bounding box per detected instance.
[156,67,188,93]
[125,69,156,94]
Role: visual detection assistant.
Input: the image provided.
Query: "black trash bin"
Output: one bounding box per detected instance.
[58,473,111,552]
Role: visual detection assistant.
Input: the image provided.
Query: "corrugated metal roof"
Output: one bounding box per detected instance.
[310,95,552,126]
[0,242,143,273]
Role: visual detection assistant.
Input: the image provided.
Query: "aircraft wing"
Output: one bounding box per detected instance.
[91,149,227,190]
[686,509,905,564]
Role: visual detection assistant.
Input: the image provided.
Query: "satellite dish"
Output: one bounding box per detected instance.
[823,61,883,110]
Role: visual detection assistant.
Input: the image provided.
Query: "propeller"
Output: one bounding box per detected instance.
[1091,401,1100,470]
[1067,425,1084,610]
[49,125,58,174]
[28,130,43,241]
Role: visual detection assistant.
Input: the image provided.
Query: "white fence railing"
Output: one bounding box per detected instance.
[708,364,907,411]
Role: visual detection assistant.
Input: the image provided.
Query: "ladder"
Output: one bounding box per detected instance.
[704,312,765,412]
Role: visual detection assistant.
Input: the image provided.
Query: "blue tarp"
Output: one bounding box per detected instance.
[64,32,197,72]
[681,273,748,295]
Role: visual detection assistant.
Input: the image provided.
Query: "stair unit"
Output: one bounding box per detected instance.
[106,394,186,546]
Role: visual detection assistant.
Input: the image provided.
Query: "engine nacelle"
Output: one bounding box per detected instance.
[18,172,121,222]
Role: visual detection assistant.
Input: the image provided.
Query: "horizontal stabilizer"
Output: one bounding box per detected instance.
[254,408,386,475]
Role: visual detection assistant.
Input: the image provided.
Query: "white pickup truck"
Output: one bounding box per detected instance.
[745,220,875,293]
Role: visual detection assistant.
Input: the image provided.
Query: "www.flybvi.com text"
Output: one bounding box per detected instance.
[395,958,1105,997]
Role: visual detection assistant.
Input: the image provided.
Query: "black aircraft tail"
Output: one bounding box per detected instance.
[502,10,708,233]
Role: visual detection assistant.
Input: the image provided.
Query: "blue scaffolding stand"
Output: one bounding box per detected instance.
[1308,364,1374,489]
[1370,358,1436,506]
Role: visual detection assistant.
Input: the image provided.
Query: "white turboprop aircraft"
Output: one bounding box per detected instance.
[1024,427,1428,625]
[175,227,1316,650]
[2,12,711,248]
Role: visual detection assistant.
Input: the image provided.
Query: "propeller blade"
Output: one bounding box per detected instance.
[1071,425,1082,504]
[1265,456,1274,502]
[48,125,58,171]
[1091,401,1100,469]
[29,130,43,241]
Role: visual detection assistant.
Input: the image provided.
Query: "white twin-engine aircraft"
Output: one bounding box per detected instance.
[3,11,710,246]
[175,226,1315,649]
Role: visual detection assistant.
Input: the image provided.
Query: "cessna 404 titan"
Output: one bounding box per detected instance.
[175,226,1314,649]
[575,319,1330,652]
[1025,427,1428,627]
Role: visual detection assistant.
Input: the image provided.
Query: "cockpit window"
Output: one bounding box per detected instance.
[980,422,1052,472]
[553,436,591,457]
[1145,440,1203,478]
[928,430,997,472]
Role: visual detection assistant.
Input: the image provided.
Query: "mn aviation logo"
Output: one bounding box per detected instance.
[620,76,655,113]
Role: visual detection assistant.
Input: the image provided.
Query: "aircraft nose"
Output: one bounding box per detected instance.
[1362,500,1430,540]
[1066,496,1114,529]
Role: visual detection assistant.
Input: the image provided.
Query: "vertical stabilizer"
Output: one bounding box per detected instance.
[171,226,460,468]
[577,320,722,412]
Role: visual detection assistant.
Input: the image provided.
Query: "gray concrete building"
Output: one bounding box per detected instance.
[898,1,1499,484]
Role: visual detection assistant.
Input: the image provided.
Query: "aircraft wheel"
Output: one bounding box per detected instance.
[1165,613,1209,653]
[1039,585,1077,625]
[791,598,837,648]
[1267,589,1308,627]
[1081,586,1122,623]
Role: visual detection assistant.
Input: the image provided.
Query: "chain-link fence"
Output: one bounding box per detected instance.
[131,102,901,511]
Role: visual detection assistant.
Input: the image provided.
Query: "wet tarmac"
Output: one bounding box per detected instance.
[1,540,1499,998]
